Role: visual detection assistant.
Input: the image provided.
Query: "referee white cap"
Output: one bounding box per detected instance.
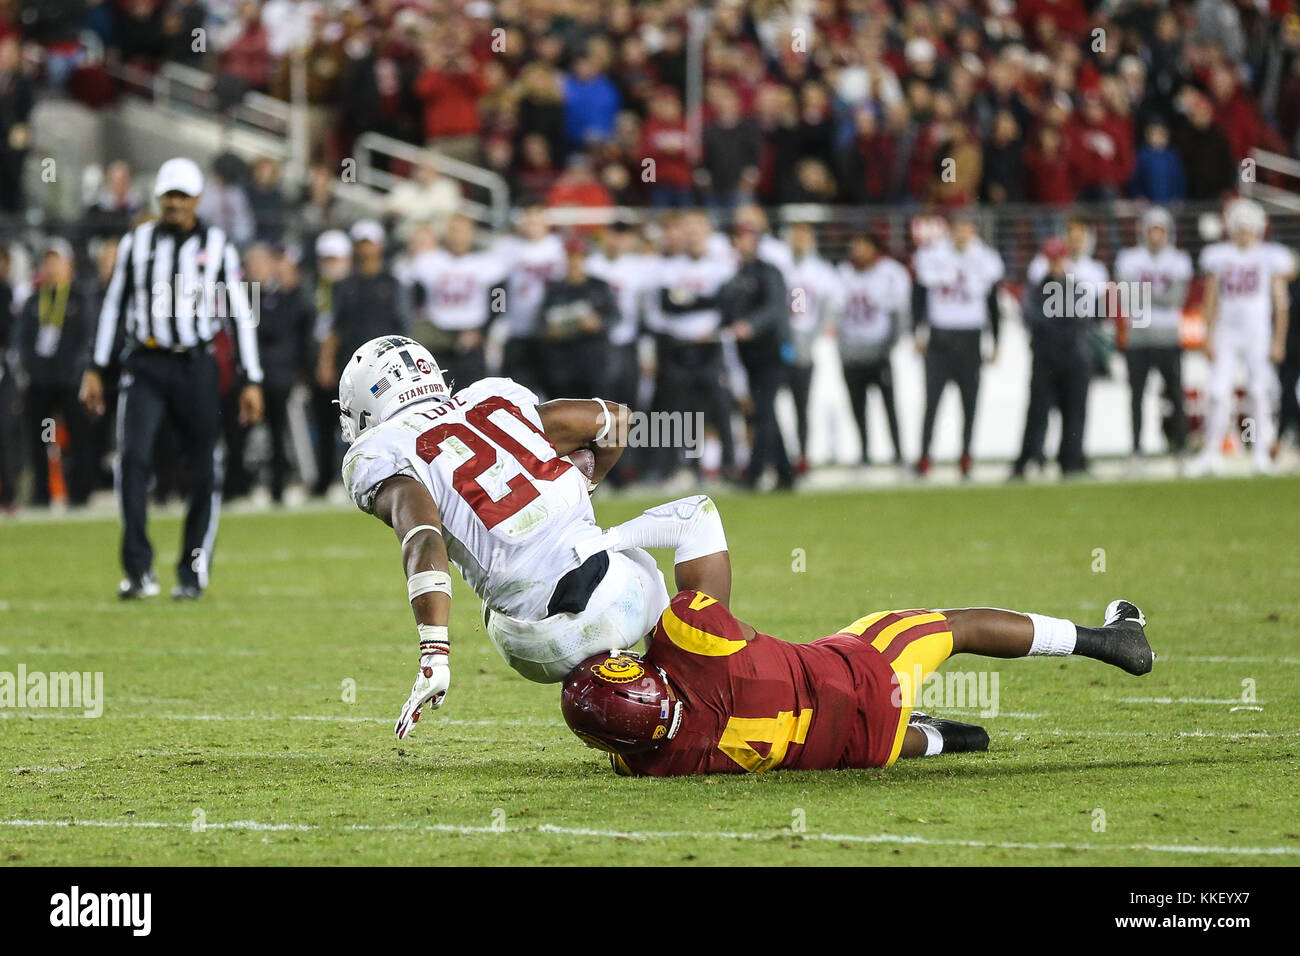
[154,157,204,197]
[350,219,386,245]
[315,229,353,259]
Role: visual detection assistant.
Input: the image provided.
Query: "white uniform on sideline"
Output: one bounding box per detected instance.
[1197,239,1295,468]
[343,376,670,681]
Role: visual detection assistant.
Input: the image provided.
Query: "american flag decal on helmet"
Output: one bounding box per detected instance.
[370,378,391,397]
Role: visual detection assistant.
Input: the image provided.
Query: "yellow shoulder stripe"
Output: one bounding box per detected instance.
[662,604,746,657]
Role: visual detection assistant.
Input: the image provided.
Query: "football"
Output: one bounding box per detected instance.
[569,447,596,482]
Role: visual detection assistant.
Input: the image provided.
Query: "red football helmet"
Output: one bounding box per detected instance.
[561,652,682,755]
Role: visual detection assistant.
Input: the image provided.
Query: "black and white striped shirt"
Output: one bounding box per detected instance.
[92,219,263,384]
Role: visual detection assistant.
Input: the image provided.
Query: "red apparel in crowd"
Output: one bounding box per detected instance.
[1024,139,1079,204]
[220,22,272,90]
[414,66,487,139]
[639,116,694,188]
[1214,90,1286,162]
[1072,110,1135,191]
[1016,0,1090,40]
[544,178,613,209]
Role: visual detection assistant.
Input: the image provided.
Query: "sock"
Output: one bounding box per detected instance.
[1071,624,1114,662]
[917,722,944,756]
[1026,613,1077,656]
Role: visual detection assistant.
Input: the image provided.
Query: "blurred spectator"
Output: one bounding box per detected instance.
[161,0,208,69]
[248,156,289,244]
[639,87,693,207]
[0,35,33,214]
[0,246,16,511]
[414,36,486,162]
[384,160,461,233]
[250,244,313,504]
[196,156,255,244]
[980,110,1025,204]
[702,84,760,209]
[544,155,613,212]
[17,239,93,507]
[216,1,273,94]
[1174,90,1238,201]
[86,160,143,238]
[564,48,622,151]
[1128,119,1187,202]
[837,107,899,205]
[538,235,615,397]
[513,62,567,168]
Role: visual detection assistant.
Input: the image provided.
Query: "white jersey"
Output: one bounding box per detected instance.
[500,234,566,338]
[837,257,911,358]
[412,245,513,331]
[586,251,650,347]
[342,377,600,621]
[1113,244,1192,345]
[914,239,1004,329]
[1199,240,1295,333]
[783,253,843,364]
[647,251,734,341]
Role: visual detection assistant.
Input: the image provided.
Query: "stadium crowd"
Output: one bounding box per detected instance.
[2,1,1300,510]
[5,0,1300,212]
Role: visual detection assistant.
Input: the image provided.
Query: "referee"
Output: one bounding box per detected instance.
[79,157,264,600]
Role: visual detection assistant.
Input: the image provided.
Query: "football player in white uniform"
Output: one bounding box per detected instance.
[912,216,1005,477]
[1113,207,1193,461]
[1192,198,1295,474]
[338,335,729,739]
[836,230,909,466]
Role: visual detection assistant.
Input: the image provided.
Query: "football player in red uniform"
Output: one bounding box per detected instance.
[561,504,1155,776]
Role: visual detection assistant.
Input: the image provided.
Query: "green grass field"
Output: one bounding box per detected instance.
[2,477,1298,866]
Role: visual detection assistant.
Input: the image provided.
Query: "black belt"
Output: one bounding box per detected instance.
[131,339,209,358]
[547,551,610,617]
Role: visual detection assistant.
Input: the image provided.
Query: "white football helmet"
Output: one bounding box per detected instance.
[1223,197,1266,241]
[338,335,449,444]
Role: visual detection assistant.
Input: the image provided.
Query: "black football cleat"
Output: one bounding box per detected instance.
[118,572,160,600]
[1101,599,1155,676]
[171,583,203,601]
[909,711,990,753]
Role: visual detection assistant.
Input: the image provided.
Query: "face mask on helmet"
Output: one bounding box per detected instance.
[337,335,449,444]
[560,653,682,755]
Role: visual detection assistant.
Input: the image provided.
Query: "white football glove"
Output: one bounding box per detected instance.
[394,656,450,739]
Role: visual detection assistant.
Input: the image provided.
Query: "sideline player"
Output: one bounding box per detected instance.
[561,506,1154,776]
[338,334,714,738]
[1190,198,1294,475]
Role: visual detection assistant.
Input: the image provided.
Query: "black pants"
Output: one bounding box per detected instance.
[1278,353,1300,446]
[652,340,734,476]
[264,384,294,502]
[221,389,250,500]
[117,349,222,588]
[0,372,20,507]
[545,336,607,399]
[1016,343,1090,474]
[25,382,93,506]
[1125,346,1186,453]
[503,337,545,397]
[601,342,640,486]
[787,363,813,460]
[744,362,793,484]
[920,328,982,459]
[310,383,341,496]
[842,357,902,464]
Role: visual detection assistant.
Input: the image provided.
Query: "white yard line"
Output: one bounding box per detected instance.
[0,818,1294,856]
[1108,697,1264,705]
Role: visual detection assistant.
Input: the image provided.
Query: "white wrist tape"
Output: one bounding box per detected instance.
[417,623,449,659]
[402,524,442,548]
[592,397,614,445]
[408,569,453,603]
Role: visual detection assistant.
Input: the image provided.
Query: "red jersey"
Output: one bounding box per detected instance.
[618,591,940,776]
